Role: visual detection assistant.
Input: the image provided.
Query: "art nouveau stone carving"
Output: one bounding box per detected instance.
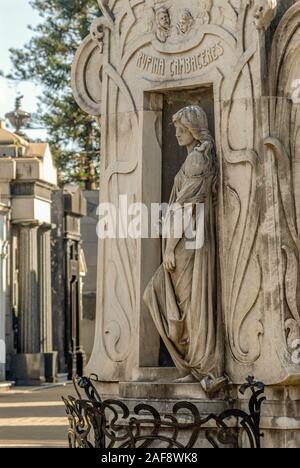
[72,0,300,387]
[176,10,195,35]
[265,1,300,373]
[144,105,226,392]
[197,0,212,25]
[155,6,171,43]
[90,19,105,52]
[253,0,277,30]
[71,35,102,116]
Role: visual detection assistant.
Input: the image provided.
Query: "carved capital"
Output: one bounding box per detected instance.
[39,222,54,233]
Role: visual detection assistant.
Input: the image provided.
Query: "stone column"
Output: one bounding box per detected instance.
[0,213,7,381]
[38,224,57,382]
[18,222,40,354]
[39,225,52,353]
[12,222,45,385]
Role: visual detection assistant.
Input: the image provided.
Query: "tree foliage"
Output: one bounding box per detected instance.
[8,0,100,188]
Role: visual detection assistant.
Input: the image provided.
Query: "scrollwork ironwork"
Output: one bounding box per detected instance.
[62,376,265,449]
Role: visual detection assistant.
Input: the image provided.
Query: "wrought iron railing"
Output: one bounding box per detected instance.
[62,375,265,449]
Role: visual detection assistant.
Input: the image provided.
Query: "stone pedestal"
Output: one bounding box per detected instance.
[95,379,300,449]
[44,351,58,383]
[0,382,13,393]
[11,354,45,386]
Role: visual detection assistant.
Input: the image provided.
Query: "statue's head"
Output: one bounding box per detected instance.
[155,6,170,31]
[172,106,209,147]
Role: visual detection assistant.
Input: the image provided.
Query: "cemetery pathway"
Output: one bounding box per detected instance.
[0,383,72,448]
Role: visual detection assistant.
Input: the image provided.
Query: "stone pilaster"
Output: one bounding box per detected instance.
[38,224,57,382]
[38,224,53,353]
[0,211,8,381]
[18,222,40,354]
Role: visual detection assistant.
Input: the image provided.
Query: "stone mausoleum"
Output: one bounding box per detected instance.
[0,116,57,385]
[0,101,93,387]
[72,0,300,447]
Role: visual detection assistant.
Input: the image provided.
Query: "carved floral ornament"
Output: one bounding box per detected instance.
[252,0,277,30]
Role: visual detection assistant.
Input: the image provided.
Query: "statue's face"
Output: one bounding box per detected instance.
[157,11,170,30]
[174,122,196,147]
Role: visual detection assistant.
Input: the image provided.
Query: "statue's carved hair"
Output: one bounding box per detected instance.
[179,9,193,20]
[172,105,215,158]
[173,106,208,137]
[173,105,219,199]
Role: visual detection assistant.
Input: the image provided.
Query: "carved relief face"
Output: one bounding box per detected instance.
[90,20,104,52]
[177,10,194,34]
[253,0,277,30]
[174,122,196,147]
[156,11,170,31]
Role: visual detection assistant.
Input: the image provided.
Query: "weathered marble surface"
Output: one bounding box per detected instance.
[72,0,300,392]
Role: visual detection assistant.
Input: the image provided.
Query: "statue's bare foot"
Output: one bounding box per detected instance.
[200,375,228,394]
[174,374,197,383]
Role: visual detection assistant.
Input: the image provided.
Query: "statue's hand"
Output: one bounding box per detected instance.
[164,248,176,272]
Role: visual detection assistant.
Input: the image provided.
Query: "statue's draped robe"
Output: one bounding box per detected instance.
[144,146,223,380]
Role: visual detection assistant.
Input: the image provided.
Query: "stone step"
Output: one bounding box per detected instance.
[119,381,222,401]
[0,382,14,393]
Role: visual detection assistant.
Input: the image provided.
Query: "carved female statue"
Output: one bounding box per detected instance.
[144,106,226,393]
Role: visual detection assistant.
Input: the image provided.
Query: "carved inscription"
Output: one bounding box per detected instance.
[170,42,224,76]
[136,41,224,77]
[136,53,166,76]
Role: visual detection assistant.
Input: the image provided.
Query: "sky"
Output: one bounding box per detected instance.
[0,0,48,139]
